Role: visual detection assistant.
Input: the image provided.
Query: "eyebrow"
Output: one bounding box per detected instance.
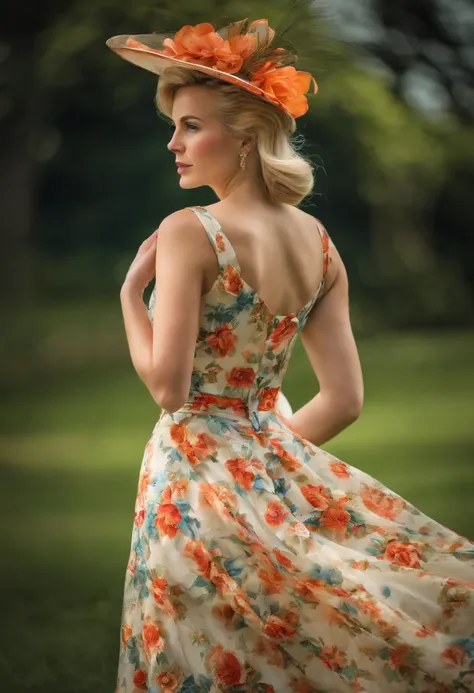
[171,115,204,124]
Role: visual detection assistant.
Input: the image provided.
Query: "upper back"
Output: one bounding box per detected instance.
[200,202,328,318]
[148,203,332,411]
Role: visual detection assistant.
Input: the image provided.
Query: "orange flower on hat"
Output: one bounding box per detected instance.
[251,64,318,118]
[155,22,248,74]
[125,19,275,76]
[121,17,318,119]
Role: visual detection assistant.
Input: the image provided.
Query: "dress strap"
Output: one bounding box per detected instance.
[186,206,240,271]
[315,218,331,282]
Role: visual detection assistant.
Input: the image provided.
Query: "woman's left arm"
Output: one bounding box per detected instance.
[120,209,207,413]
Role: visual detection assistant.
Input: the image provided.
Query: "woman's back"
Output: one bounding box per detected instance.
[199,201,327,318]
[148,204,330,432]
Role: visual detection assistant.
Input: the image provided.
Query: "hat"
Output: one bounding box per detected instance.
[106,18,318,119]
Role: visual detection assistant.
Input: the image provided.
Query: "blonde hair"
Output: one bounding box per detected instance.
[156,67,314,206]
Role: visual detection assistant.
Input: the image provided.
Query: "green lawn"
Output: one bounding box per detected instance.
[1,329,473,692]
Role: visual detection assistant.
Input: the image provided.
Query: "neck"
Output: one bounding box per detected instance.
[212,155,272,206]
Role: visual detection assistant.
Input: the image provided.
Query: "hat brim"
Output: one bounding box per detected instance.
[106,34,292,118]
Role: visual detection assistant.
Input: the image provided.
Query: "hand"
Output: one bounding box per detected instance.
[122,230,157,295]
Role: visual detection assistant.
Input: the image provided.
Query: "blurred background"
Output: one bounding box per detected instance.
[1,0,473,691]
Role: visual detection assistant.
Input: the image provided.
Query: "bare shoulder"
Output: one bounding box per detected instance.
[158,207,201,234]
[289,204,327,230]
[156,208,212,261]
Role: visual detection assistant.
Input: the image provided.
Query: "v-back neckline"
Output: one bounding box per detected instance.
[196,206,324,322]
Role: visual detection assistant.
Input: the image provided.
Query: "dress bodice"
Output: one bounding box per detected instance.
[148,206,329,429]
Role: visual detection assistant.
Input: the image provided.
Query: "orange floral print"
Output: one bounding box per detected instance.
[211,603,240,629]
[301,483,333,510]
[142,617,165,659]
[216,650,242,685]
[138,468,150,500]
[156,671,180,692]
[171,478,188,497]
[389,643,415,669]
[169,422,217,466]
[320,505,350,532]
[270,439,303,471]
[273,548,297,572]
[415,624,436,638]
[193,432,218,459]
[258,387,280,411]
[294,578,323,602]
[151,577,177,618]
[226,366,256,387]
[134,508,145,527]
[258,562,285,595]
[205,323,237,356]
[225,457,255,490]
[133,669,148,690]
[223,264,244,295]
[270,315,298,349]
[320,645,348,670]
[121,624,132,649]
[183,539,214,578]
[262,615,296,640]
[161,485,172,504]
[208,562,237,595]
[190,393,248,417]
[361,483,406,520]
[264,500,289,526]
[155,503,182,538]
[199,481,238,514]
[384,540,422,568]
[441,645,467,667]
[215,231,226,252]
[329,460,350,478]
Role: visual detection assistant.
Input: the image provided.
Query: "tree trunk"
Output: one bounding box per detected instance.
[0,34,41,309]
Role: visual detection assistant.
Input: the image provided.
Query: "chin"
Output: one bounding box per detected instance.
[179,175,201,190]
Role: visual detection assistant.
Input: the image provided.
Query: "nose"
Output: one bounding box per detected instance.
[167,129,183,154]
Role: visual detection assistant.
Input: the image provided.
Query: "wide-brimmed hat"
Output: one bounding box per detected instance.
[106,18,318,119]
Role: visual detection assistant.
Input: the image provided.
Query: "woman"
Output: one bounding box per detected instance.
[107,18,474,693]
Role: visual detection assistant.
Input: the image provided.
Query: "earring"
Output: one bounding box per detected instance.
[239,151,248,170]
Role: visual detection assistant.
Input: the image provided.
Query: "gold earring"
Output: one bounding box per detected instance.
[239,151,247,170]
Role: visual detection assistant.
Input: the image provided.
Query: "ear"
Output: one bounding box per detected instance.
[240,135,255,151]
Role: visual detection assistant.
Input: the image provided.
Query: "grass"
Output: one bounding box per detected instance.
[1,327,473,692]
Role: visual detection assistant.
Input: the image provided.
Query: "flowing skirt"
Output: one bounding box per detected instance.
[116,407,474,693]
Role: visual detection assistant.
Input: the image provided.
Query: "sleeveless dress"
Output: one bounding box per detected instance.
[116,206,474,693]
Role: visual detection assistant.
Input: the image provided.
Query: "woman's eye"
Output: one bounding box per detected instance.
[168,123,198,131]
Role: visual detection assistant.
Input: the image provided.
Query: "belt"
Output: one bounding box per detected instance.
[171,387,281,432]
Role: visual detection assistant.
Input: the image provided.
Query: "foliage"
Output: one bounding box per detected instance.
[2,0,474,327]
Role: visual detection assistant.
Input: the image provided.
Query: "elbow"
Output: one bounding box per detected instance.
[150,383,188,414]
[326,388,363,425]
[344,390,364,423]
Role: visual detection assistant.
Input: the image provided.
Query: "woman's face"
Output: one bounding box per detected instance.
[167,85,244,193]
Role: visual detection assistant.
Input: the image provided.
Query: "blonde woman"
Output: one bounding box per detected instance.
[108,18,474,693]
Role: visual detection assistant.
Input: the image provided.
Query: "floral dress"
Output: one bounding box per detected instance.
[116,206,474,693]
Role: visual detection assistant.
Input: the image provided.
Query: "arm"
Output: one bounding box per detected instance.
[120,209,207,413]
[288,243,364,446]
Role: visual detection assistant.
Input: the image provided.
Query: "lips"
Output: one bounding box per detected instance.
[177,163,192,174]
